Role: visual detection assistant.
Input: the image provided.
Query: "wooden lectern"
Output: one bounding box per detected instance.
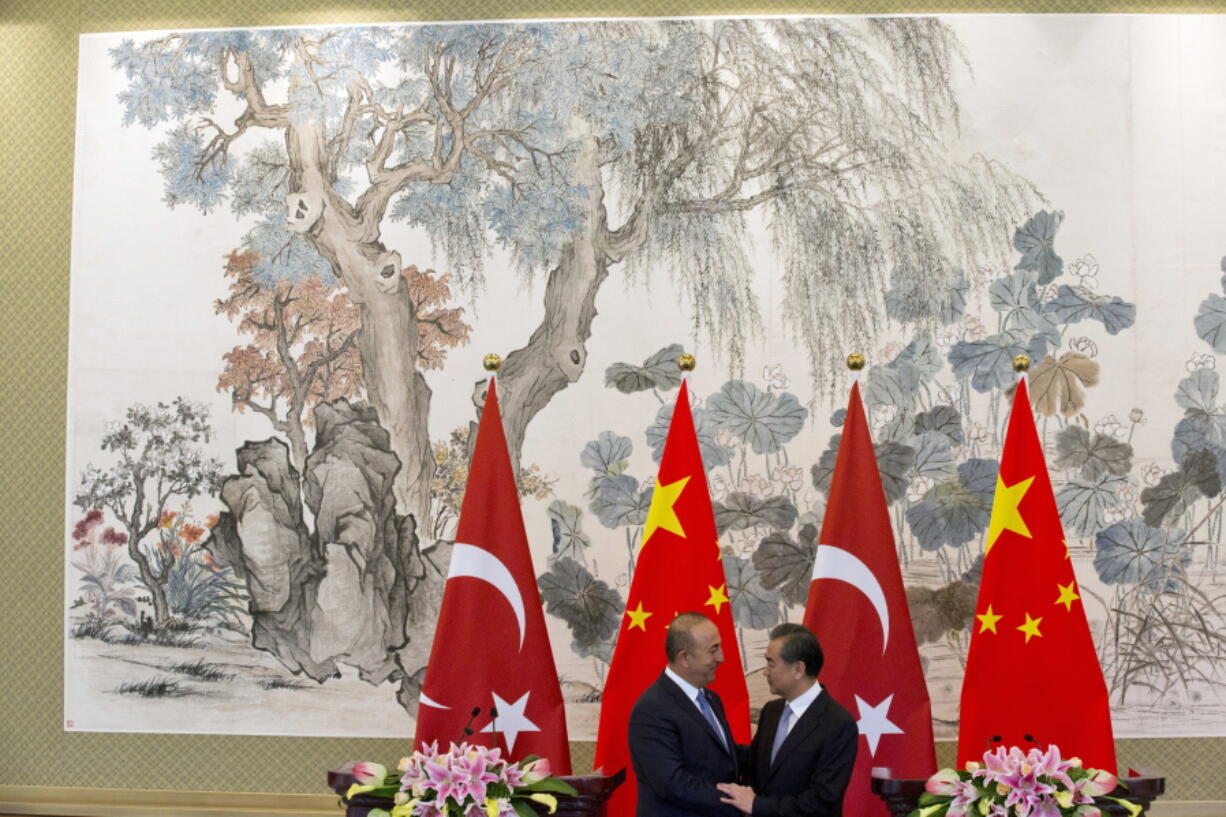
[328,764,626,817]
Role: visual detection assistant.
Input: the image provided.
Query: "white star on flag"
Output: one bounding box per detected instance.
[480,691,541,752]
[855,693,904,756]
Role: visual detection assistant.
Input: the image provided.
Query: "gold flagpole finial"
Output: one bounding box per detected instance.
[483,353,502,372]
[846,353,866,371]
[677,353,696,372]
[1012,354,1031,373]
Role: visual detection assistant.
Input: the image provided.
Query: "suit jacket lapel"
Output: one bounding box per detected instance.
[766,693,829,782]
[658,673,732,756]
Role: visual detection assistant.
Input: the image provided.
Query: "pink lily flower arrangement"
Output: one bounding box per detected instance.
[347,742,576,817]
[911,745,1142,817]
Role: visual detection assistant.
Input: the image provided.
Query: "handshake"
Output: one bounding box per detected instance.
[628,617,859,817]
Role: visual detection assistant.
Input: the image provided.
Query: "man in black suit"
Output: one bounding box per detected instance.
[717,623,857,817]
[628,612,743,817]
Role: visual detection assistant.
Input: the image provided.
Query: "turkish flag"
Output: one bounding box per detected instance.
[804,381,936,816]
[957,377,1116,772]
[594,379,750,814]
[414,378,571,772]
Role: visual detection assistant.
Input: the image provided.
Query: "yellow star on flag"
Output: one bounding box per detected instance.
[705,584,730,614]
[642,476,690,547]
[986,475,1035,554]
[1055,582,1080,612]
[625,602,653,632]
[1017,612,1043,643]
[976,604,1003,634]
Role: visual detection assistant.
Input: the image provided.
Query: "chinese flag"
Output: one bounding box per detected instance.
[415,378,571,772]
[957,376,1116,772]
[804,381,936,817]
[594,379,750,814]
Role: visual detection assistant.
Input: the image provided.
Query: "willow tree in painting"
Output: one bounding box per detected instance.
[110,18,1037,700]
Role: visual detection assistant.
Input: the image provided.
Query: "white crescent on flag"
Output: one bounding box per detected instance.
[811,544,890,653]
[448,542,527,650]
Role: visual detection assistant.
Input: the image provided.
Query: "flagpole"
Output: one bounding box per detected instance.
[1012,353,1030,380]
[483,352,502,378]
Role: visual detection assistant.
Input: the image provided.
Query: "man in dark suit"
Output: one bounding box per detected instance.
[717,623,857,817]
[628,612,743,817]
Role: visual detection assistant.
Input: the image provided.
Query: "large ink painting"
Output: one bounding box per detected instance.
[66,15,1226,740]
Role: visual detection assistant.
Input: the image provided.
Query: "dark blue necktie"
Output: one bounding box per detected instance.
[696,690,728,752]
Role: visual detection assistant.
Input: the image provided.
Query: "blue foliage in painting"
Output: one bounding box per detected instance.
[948,329,1049,393]
[645,402,733,469]
[242,213,335,286]
[152,123,232,212]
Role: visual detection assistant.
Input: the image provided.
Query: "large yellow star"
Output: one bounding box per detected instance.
[626,602,653,632]
[1017,612,1043,643]
[705,584,730,615]
[642,476,690,547]
[986,476,1035,554]
[1054,582,1080,612]
[976,604,1003,634]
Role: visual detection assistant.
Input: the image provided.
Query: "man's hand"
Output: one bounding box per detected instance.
[717,782,755,814]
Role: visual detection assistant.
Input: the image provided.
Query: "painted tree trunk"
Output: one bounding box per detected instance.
[126,482,171,625]
[285,122,434,529]
[495,138,612,474]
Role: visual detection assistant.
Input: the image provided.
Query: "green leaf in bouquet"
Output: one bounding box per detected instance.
[522,778,580,795]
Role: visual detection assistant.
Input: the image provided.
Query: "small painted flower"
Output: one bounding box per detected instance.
[739,474,770,497]
[1187,352,1216,372]
[1142,463,1167,487]
[1068,336,1098,357]
[763,364,789,390]
[1129,408,1145,424]
[771,464,804,493]
[1095,415,1127,440]
[873,404,898,426]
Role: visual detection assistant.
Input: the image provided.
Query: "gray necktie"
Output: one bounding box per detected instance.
[696,690,729,752]
[770,704,794,764]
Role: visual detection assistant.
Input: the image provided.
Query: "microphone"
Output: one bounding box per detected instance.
[984,735,1003,751]
[460,706,483,739]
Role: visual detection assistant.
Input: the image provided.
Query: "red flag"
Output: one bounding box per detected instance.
[415,378,571,772]
[595,379,750,814]
[957,377,1116,771]
[804,381,936,815]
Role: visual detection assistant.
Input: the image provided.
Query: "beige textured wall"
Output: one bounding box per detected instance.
[1,0,1223,800]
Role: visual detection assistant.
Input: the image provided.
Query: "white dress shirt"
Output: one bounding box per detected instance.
[778,680,823,740]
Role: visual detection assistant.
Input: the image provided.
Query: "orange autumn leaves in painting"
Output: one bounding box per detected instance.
[214,249,470,429]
